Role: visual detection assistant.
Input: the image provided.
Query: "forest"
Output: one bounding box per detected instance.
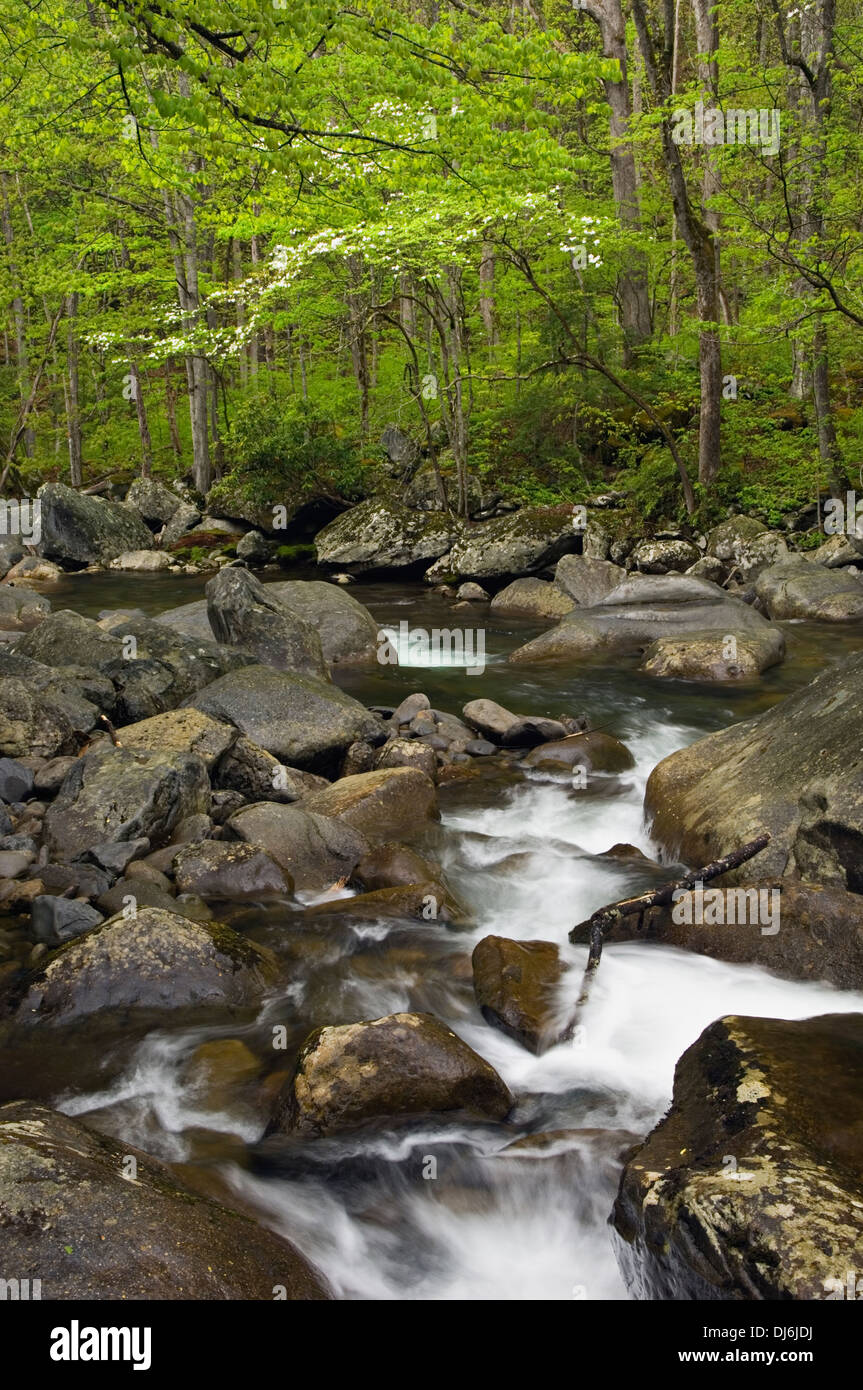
[1,0,859,533]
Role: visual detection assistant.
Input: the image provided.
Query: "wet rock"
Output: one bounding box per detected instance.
[44,745,209,861]
[502,716,568,747]
[456,582,489,602]
[570,879,863,990]
[392,692,431,725]
[95,877,179,917]
[300,767,438,842]
[187,664,382,772]
[0,586,51,631]
[173,840,294,901]
[0,757,34,803]
[33,756,78,796]
[315,500,455,572]
[236,529,275,564]
[352,842,443,892]
[754,556,863,621]
[184,1038,263,1113]
[266,580,380,665]
[305,881,464,924]
[630,538,700,574]
[645,648,863,886]
[206,568,329,679]
[522,731,635,774]
[6,556,63,583]
[639,627,785,681]
[88,838,151,876]
[36,481,153,565]
[375,737,438,779]
[269,1012,513,1136]
[462,697,520,742]
[109,549,173,572]
[612,1013,863,1300]
[465,738,497,756]
[168,812,213,844]
[0,1100,328,1298]
[490,577,575,619]
[228,803,369,892]
[31,896,104,945]
[554,554,622,606]
[214,735,328,804]
[706,515,788,580]
[120,708,238,769]
[0,677,75,759]
[510,573,778,665]
[472,936,567,1054]
[8,906,276,1030]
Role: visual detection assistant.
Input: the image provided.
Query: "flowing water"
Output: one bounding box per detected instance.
[18,570,863,1300]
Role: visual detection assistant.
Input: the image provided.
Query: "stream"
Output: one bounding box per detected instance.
[24,570,863,1299]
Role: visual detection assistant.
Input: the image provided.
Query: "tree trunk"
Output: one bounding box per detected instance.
[66,292,83,485]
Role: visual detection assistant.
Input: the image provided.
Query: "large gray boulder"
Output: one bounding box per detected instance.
[36,482,153,565]
[431,505,578,581]
[645,648,863,886]
[44,745,210,860]
[639,627,785,681]
[269,1012,513,1136]
[315,500,455,572]
[754,556,863,621]
[489,577,574,619]
[0,1101,327,1298]
[510,574,778,664]
[267,580,380,664]
[8,906,276,1030]
[228,802,369,890]
[554,554,623,606]
[153,596,214,641]
[205,568,328,679]
[706,514,788,580]
[187,665,381,771]
[630,538,700,574]
[613,1014,863,1299]
[125,477,182,527]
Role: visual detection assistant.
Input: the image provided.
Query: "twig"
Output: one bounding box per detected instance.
[557,832,771,1044]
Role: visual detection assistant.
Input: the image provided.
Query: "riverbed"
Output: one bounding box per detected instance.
[21,569,863,1299]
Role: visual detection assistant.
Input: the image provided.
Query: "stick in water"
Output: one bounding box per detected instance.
[558,833,771,1045]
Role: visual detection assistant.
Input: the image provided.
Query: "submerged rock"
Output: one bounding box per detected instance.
[490,577,574,619]
[269,1011,513,1136]
[0,1100,328,1298]
[613,1013,863,1299]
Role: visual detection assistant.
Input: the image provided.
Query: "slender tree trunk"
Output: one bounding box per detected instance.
[0,172,34,457]
[66,292,83,485]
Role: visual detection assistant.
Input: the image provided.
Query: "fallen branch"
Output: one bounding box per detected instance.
[558,832,771,1044]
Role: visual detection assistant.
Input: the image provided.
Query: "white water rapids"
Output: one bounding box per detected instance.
[55,708,863,1300]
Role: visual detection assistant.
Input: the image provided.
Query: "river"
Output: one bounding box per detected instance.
[21,569,863,1299]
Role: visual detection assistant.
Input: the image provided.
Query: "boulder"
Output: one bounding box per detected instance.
[612,1014,863,1300]
[30,896,104,945]
[630,538,700,574]
[153,596,214,641]
[266,580,380,665]
[522,730,635,774]
[206,568,328,679]
[160,501,201,549]
[375,737,438,779]
[0,540,25,577]
[299,767,438,841]
[0,586,50,631]
[472,936,567,1054]
[811,533,860,568]
[315,500,455,572]
[228,802,369,891]
[754,556,863,621]
[305,881,464,925]
[235,530,276,564]
[119,708,238,768]
[570,879,863,990]
[0,650,105,735]
[639,627,785,681]
[0,1100,327,1298]
[214,735,328,804]
[109,549,173,572]
[554,554,622,606]
[187,665,381,772]
[510,574,779,665]
[462,697,521,742]
[0,677,75,759]
[173,840,293,901]
[8,906,275,1029]
[489,577,575,619]
[706,515,789,580]
[645,649,863,886]
[44,745,210,861]
[431,505,578,581]
[268,1012,513,1136]
[6,556,63,583]
[456,582,490,602]
[0,756,34,802]
[125,477,182,527]
[352,842,444,892]
[36,482,153,566]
